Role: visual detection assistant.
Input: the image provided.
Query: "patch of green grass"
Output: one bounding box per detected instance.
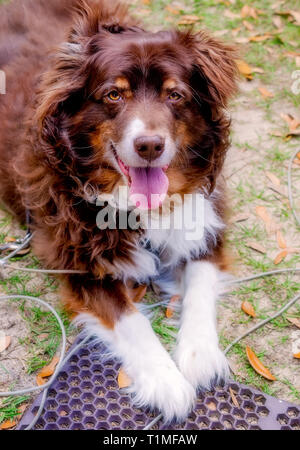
[17,301,72,374]
[0,396,29,425]
[151,310,177,347]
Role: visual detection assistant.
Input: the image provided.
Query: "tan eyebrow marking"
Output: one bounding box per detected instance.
[115,77,130,91]
[162,78,178,91]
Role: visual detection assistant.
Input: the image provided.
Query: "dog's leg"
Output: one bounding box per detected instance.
[62,277,195,422]
[174,260,229,389]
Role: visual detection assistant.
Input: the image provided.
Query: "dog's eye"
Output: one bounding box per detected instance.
[168,92,182,102]
[107,90,121,101]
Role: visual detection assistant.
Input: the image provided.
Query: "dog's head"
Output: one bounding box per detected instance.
[37,1,237,210]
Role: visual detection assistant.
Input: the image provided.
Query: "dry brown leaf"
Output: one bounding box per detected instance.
[296,56,300,67]
[246,241,266,254]
[259,87,274,99]
[206,401,217,410]
[241,5,259,19]
[36,355,59,386]
[213,29,229,37]
[229,387,240,407]
[178,15,201,25]
[166,294,181,318]
[165,5,179,14]
[231,27,241,36]
[142,0,151,4]
[287,317,300,329]
[276,230,287,249]
[235,36,250,44]
[293,352,300,359]
[0,419,17,430]
[272,15,283,28]
[274,250,288,265]
[118,367,132,388]
[268,183,287,197]
[0,335,11,353]
[252,67,264,74]
[243,20,254,31]
[249,34,272,42]
[224,9,240,19]
[280,113,300,132]
[266,171,280,185]
[229,212,250,224]
[246,346,276,381]
[255,205,277,234]
[4,236,16,243]
[241,301,256,317]
[289,10,300,25]
[236,59,253,79]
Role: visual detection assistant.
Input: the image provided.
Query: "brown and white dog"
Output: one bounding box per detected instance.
[0,0,238,421]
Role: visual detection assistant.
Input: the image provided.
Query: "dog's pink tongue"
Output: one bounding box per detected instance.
[129,167,169,210]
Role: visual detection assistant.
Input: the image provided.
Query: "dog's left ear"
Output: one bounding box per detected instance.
[181,31,238,107]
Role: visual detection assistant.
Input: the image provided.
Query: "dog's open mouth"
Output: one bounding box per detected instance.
[112,146,169,210]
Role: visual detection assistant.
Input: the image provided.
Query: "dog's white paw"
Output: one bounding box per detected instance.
[128,360,196,422]
[174,339,230,389]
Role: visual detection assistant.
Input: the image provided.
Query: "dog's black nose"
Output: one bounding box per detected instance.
[134,135,165,162]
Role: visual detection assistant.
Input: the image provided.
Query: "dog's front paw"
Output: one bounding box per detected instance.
[174,339,230,389]
[128,360,196,422]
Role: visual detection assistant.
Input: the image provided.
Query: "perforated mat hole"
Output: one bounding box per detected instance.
[45,412,58,423]
[45,400,58,411]
[240,389,253,400]
[246,413,259,425]
[254,395,266,406]
[122,420,135,430]
[243,401,256,412]
[196,417,209,429]
[287,407,299,418]
[94,399,107,409]
[95,410,109,421]
[211,422,223,430]
[48,389,57,398]
[83,417,96,429]
[195,406,207,415]
[70,387,81,398]
[70,411,83,422]
[34,420,45,429]
[56,393,69,404]
[69,399,83,410]
[83,405,95,416]
[71,424,84,430]
[69,376,80,387]
[222,416,234,429]
[57,372,68,381]
[58,418,71,429]
[257,406,270,417]
[93,387,105,397]
[277,414,289,425]
[208,411,220,421]
[290,420,300,430]
[110,415,121,428]
[58,407,70,417]
[232,407,245,419]
[107,404,120,414]
[236,420,248,430]
[219,403,231,414]
[81,393,93,403]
